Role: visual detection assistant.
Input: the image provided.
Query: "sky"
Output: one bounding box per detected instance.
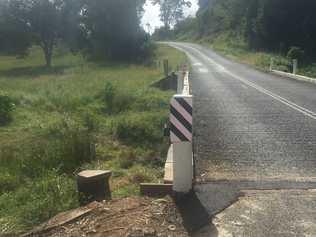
[141,0,199,34]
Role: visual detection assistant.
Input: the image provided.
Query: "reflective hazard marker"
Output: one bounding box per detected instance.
[170,95,193,143]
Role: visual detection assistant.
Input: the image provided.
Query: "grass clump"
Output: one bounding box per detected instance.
[0,172,78,233]
[0,92,15,125]
[115,112,166,146]
[127,165,161,184]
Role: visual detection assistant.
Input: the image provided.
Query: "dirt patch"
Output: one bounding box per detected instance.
[22,196,189,237]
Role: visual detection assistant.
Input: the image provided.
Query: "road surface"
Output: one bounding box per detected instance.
[167,42,316,236]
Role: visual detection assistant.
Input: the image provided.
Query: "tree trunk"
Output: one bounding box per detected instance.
[44,47,52,67]
[42,41,53,68]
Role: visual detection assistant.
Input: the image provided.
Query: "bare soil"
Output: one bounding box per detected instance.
[22,196,189,237]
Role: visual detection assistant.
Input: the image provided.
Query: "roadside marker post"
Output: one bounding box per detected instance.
[169,67,193,194]
[270,58,274,71]
[293,59,298,75]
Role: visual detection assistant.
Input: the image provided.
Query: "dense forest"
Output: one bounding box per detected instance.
[160,0,316,59]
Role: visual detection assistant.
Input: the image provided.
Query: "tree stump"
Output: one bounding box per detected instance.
[77,170,112,205]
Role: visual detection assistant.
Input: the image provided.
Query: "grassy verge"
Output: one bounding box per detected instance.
[0,44,187,234]
[180,32,316,78]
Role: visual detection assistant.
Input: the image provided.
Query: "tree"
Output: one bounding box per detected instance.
[28,0,65,67]
[3,0,77,67]
[0,0,32,55]
[79,0,152,61]
[172,0,316,58]
[152,0,191,29]
[0,0,154,64]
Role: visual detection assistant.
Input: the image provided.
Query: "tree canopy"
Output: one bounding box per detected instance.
[0,0,152,66]
[152,0,191,29]
[195,0,316,57]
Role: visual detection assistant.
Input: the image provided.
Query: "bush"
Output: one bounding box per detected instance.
[287,46,305,61]
[0,117,97,180]
[133,89,169,112]
[102,82,116,114]
[127,165,159,184]
[0,93,15,125]
[117,150,137,169]
[102,82,135,114]
[136,35,157,63]
[115,112,166,146]
[0,171,19,193]
[0,172,78,234]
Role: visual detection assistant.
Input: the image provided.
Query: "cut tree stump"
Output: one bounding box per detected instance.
[77,170,112,205]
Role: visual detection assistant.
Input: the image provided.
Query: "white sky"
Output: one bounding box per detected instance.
[141,0,199,34]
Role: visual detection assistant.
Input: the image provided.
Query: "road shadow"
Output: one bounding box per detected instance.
[194,183,241,217]
[174,183,244,236]
[174,191,218,236]
[0,65,70,79]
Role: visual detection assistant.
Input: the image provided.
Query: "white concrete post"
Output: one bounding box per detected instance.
[170,90,193,193]
[270,58,274,71]
[173,142,193,193]
[293,59,298,75]
[177,72,184,94]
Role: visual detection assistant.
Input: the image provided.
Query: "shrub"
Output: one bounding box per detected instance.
[0,171,19,193]
[136,36,157,64]
[287,46,305,61]
[115,112,166,146]
[16,117,96,179]
[103,82,116,114]
[117,150,137,169]
[102,82,135,114]
[127,165,159,184]
[82,111,99,132]
[133,89,169,112]
[112,91,135,114]
[0,92,15,125]
[0,172,78,234]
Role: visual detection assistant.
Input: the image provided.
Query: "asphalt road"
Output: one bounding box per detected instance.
[168,42,316,182]
[167,42,316,236]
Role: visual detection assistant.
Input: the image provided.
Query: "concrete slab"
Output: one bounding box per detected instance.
[213,190,316,237]
[193,190,316,237]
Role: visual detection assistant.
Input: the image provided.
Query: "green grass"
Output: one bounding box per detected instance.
[0,44,186,234]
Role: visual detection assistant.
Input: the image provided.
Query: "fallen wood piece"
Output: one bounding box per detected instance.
[21,202,100,237]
